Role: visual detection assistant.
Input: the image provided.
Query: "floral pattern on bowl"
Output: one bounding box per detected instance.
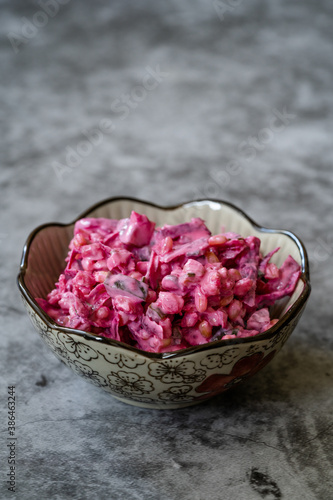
[18,198,311,409]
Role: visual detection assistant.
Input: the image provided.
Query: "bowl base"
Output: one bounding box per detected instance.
[111,394,207,410]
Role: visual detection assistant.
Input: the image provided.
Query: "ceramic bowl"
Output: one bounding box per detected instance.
[17,198,311,409]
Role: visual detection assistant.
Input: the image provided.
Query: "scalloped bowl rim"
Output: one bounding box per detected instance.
[17,197,311,360]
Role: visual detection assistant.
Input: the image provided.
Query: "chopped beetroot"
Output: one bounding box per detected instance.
[159,237,210,263]
[154,292,184,315]
[156,218,211,243]
[259,247,280,275]
[118,211,155,247]
[246,308,271,331]
[36,212,301,353]
[104,274,149,303]
[256,255,301,306]
[218,238,247,262]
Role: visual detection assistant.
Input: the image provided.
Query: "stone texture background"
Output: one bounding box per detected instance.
[1,1,332,498]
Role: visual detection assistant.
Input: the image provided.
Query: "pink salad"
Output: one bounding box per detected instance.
[36,212,301,353]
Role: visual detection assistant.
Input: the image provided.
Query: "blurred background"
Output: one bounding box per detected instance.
[1,1,333,499]
[2,0,332,221]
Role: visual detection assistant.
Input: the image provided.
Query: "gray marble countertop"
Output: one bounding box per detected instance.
[1,1,332,499]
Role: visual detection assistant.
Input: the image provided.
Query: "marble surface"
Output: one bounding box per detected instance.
[1,0,333,498]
